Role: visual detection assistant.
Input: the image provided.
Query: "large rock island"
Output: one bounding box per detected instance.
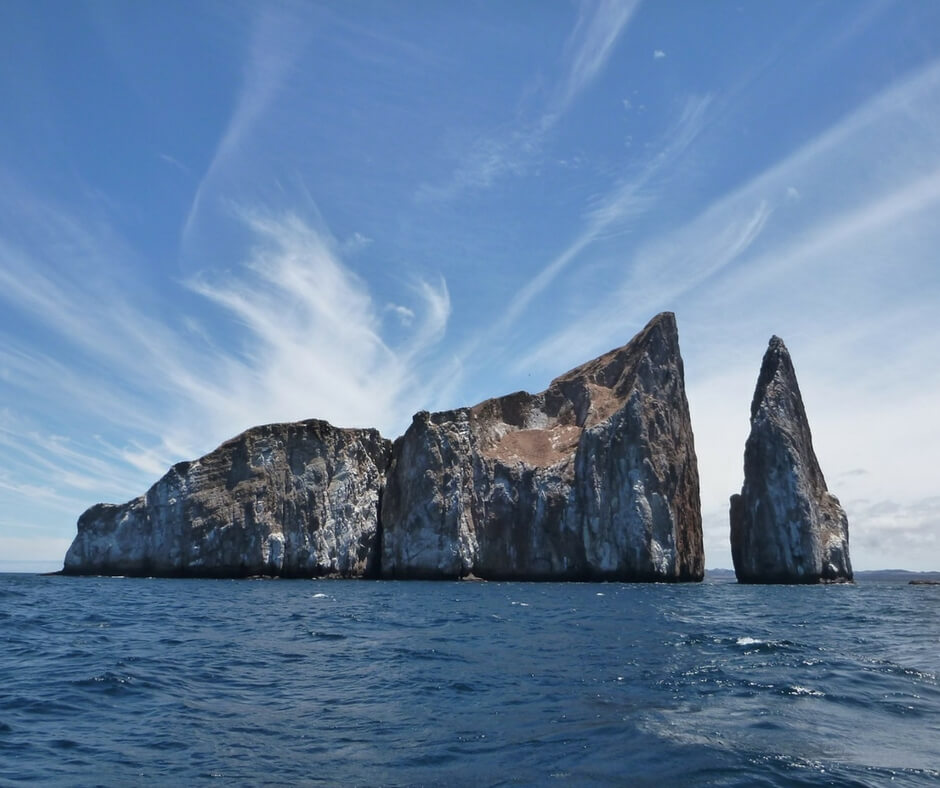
[381,312,703,580]
[730,337,852,584]
[64,421,391,577]
[63,312,704,581]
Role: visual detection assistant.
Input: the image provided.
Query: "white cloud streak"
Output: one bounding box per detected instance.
[497,94,712,337]
[418,0,640,201]
[0,203,451,544]
[386,303,415,326]
[182,5,310,250]
[556,0,643,115]
[341,231,374,255]
[519,57,940,373]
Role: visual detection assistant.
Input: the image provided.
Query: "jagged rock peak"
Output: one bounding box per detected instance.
[381,311,704,581]
[730,336,852,584]
[63,419,391,578]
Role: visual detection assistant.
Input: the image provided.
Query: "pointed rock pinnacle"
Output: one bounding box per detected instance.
[730,336,852,584]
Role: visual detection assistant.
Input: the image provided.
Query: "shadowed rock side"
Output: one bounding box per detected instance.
[380,312,704,581]
[63,421,391,578]
[730,337,852,584]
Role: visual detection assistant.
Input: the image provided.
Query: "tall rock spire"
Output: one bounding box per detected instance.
[730,337,852,583]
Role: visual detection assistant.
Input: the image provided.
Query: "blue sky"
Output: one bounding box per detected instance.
[1,0,938,571]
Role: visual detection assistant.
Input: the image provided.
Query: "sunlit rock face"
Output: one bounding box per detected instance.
[730,337,852,584]
[380,312,704,581]
[63,420,391,578]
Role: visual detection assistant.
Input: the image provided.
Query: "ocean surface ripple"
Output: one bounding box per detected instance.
[1,575,938,786]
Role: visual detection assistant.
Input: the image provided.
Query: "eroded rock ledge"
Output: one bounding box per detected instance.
[730,337,852,584]
[63,312,704,581]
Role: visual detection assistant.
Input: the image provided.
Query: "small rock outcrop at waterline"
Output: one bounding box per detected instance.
[63,312,704,581]
[381,313,703,580]
[63,421,391,577]
[730,337,852,584]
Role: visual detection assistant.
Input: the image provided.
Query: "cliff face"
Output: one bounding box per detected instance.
[381,312,704,580]
[63,420,391,577]
[730,337,852,584]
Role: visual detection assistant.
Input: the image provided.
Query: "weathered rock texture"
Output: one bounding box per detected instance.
[730,337,852,584]
[63,420,391,578]
[381,312,704,581]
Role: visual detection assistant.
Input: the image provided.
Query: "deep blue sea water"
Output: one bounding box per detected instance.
[1,575,937,786]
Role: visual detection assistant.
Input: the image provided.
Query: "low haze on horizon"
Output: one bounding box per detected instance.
[1,0,938,571]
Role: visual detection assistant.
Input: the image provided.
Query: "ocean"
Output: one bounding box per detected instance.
[1,574,937,786]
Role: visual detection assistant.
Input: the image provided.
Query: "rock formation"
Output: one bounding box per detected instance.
[381,312,704,581]
[63,312,704,581]
[730,337,852,584]
[63,420,390,578]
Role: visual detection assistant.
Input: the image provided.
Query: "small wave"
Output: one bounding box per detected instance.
[749,718,786,731]
[785,685,825,697]
[511,602,530,607]
[72,672,135,695]
[734,636,795,652]
[389,646,467,664]
[310,631,346,640]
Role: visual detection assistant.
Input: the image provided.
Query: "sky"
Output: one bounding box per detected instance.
[1,0,938,572]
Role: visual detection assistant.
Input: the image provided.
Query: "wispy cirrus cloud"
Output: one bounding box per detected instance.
[340,231,374,255]
[435,92,713,391]
[553,0,643,117]
[417,0,641,201]
[182,4,312,253]
[519,57,940,374]
[159,152,192,176]
[509,57,940,570]
[0,196,450,546]
[490,93,713,340]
